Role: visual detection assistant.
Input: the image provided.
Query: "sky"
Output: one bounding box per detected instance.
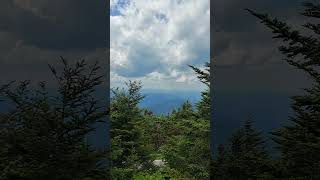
[110,0,209,91]
[0,0,108,149]
[212,0,312,94]
[0,0,107,84]
[212,0,314,148]
[0,0,315,149]
[1,0,308,96]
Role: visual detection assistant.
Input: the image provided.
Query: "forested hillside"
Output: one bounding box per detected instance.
[110,63,211,179]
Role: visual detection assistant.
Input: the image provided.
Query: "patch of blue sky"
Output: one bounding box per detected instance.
[155,13,169,24]
[110,0,130,16]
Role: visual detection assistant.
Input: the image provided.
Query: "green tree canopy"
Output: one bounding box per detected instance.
[0,58,108,180]
[212,119,274,180]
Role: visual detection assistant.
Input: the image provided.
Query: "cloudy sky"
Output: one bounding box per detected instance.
[212,0,315,148]
[0,0,108,148]
[0,0,107,85]
[1,0,317,150]
[110,0,209,91]
[213,0,312,94]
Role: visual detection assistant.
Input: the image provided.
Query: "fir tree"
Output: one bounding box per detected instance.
[212,119,273,180]
[160,63,211,179]
[189,62,211,120]
[211,144,228,180]
[110,62,211,179]
[248,2,320,179]
[110,80,151,179]
[0,57,108,180]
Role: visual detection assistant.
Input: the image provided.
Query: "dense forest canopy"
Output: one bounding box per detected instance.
[0,58,211,180]
[110,63,211,179]
[0,58,109,179]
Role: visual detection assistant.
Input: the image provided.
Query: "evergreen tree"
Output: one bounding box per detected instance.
[172,101,196,120]
[248,2,320,179]
[160,63,211,179]
[212,119,273,180]
[141,115,167,153]
[189,62,211,120]
[189,62,210,87]
[0,57,108,180]
[162,102,210,179]
[110,81,151,179]
[110,62,211,179]
[211,144,228,180]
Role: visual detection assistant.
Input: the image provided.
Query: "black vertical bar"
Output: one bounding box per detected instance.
[210,0,215,179]
[106,0,110,147]
[107,4,110,133]
[106,0,111,177]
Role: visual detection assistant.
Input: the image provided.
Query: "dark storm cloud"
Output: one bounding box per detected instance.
[0,0,108,87]
[212,0,303,66]
[212,0,313,93]
[212,0,301,32]
[211,1,316,149]
[0,0,107,51]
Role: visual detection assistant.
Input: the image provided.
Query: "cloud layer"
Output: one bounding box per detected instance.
[110,0,209,90]
[212,0,312,93]
[0,0,107,83]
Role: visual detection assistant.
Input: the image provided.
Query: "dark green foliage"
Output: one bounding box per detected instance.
[247,2,320,179]
[0,58,108,180]
[188,62,210,87]
[140,115,167,152]
[159,64,211,179]
[211,120,274,180]
[162,102,210,179]
[196,89,211,121]
[189,63,211,120]
[110,81,153,179]
[109,63,211,179]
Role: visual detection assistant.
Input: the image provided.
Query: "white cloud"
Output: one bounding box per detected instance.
[110,0,209,90]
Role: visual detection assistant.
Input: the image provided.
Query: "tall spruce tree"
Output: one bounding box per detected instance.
[161,63,211,179]
[0,58,108,180]
[162,101,210,179]
[211,144,228,180]
[189,62,211,120]
[212,119,273,180]
[248,2,320,179]
[110,80,151,179]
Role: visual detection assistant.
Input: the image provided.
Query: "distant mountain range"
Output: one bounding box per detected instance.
[139,90,202,115]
